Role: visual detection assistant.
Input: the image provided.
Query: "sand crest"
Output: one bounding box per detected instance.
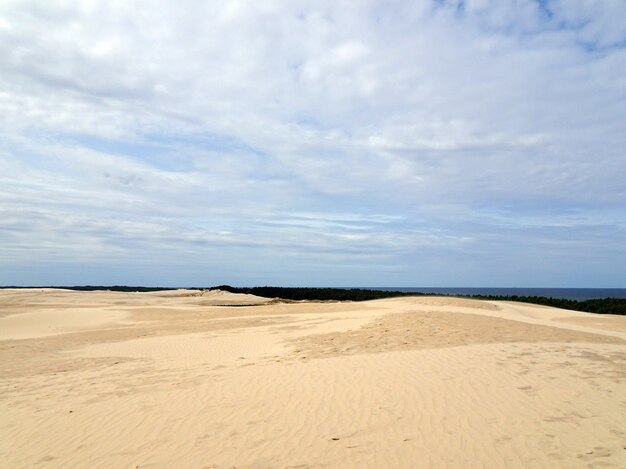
[1,289,625,468]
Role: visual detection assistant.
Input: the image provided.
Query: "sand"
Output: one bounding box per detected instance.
[0,289,625,468]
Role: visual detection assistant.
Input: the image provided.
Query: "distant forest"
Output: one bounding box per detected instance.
[211,285,626,315]
[2,285,624,315]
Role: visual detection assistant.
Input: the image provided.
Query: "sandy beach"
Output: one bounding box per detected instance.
[1,288,625,468]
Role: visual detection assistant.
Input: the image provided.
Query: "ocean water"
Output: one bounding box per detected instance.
[369,288,626,301]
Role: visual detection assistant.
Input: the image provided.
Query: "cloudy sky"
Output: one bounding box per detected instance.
[1,0,625,287]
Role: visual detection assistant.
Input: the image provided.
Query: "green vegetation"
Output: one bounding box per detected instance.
[209,286,626,315]
[210,285,419,302]
[464,295,626,316]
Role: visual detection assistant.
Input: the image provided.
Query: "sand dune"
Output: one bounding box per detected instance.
[1,289,625,468]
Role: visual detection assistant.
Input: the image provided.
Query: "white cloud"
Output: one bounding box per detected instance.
[0,0,624,286]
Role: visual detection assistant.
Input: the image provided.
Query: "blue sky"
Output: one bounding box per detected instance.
[1,0,625,287]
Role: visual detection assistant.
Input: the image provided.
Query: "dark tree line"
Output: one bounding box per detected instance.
[209,286,626,315]
[463,295,626,316]
[210,285,419,302]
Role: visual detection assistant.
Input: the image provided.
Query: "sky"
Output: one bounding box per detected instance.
[1,0,625,288]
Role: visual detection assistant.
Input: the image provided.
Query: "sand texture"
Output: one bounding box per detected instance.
[1,289,625,468]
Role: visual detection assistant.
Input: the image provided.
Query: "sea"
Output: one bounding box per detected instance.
[368,288,626,301]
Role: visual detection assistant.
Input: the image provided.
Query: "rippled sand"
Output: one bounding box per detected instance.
[1,288,625,468]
